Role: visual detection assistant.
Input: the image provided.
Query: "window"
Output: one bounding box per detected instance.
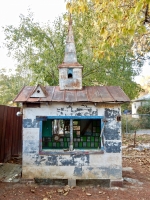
[68,68,73,79]
[41,118,101,150]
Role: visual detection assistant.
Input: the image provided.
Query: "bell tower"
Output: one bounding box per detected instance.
[58,16,83,90]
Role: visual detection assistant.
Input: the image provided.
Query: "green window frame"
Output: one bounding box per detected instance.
[42,118,101,150]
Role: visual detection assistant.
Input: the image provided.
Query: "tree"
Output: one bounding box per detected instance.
[137,101,150,114]
[3,11,142,100]
[66,0,150,52]
[72,12,143,99]
[4,12,66,86]
[137,100,150,128]
[138,75,150,95]
[0,68,32,105]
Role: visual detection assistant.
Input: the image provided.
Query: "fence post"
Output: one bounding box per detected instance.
[126,114,128,134]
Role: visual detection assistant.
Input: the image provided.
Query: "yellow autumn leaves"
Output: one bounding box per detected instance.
[65,0,150,58]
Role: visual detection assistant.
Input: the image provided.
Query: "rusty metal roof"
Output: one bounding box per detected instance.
[14,85,130,103]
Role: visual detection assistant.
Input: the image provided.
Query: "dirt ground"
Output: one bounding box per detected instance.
[0,134,150,200]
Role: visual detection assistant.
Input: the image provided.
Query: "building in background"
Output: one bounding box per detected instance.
[132,94,150,118]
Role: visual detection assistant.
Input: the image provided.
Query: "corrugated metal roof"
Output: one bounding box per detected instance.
[132,93,150,102]
[14,85,130,103]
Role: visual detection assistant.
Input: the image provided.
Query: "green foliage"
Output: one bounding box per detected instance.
[122,115,141,134]
[122,113,150,134]
[141,116,150,128]
[3,11,143,101]
[66,0,150,56]
[137,101,150,114]
[0,68,31,105]
[4,12,66,86]
[73,12,143,99]
[137,101,150,128]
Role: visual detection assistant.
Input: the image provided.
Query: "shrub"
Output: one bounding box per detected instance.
[137,104,150,114]
[137,102,150,128]
[122,115,143,134]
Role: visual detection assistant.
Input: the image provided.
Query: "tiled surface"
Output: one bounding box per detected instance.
[0,163,22,182]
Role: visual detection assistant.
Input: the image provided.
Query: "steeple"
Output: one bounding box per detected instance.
[63,15,77,64]
[58,14,83,90]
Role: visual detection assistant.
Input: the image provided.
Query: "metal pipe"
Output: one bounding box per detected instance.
[69,119,73,151]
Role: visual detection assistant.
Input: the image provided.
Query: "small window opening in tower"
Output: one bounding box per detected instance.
[68,73,73,78]
[68,68,73,79]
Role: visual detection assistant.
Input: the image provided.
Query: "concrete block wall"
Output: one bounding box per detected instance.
[22,103,122,181]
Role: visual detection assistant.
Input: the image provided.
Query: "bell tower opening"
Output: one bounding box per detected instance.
[68,68,73,79]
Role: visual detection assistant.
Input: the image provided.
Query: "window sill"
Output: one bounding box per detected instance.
[39,149,104,155]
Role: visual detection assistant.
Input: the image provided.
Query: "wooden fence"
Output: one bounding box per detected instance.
[0,105,22,162]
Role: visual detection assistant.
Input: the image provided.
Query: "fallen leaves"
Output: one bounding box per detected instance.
[43,190,56,199]
[64,192,69,196]
[99,191,106,195]
[56,185,72,196]
[86,192,92,196]
[64,185,71,192]
[57,189,64,193]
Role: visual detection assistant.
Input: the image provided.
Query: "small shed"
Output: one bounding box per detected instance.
[14,18,130,187]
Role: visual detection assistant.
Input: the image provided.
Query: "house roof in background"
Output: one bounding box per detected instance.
[14,85,130,103]
[133,94,150,102]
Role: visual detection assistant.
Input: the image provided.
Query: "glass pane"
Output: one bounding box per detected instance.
[42,120,52,137]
